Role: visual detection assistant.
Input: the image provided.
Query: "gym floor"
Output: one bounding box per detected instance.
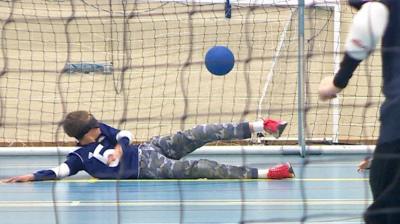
[0,154,371,224]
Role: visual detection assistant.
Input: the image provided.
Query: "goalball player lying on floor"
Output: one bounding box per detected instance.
[2,111,294,182]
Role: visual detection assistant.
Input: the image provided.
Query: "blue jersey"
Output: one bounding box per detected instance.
[33,123,139,180]
[378,0,400,143]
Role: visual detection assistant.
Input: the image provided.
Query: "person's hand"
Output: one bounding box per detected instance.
[107,153,118,165]
[1,174,34,183]
[106,144,123,166]
[357,159,371,172]
[318,76,342,101]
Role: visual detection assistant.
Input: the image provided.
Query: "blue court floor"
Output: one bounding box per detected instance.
[0,154,372,224]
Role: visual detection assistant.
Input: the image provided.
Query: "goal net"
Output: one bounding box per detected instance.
[0,0,382,151]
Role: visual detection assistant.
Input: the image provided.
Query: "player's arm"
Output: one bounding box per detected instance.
[2,154,84,183]
[1,174,35,183]
[319,2,389,100]
[107,130,133,164]
[101,123,133,164]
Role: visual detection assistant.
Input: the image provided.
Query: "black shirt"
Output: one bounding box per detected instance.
[378,0,400,143]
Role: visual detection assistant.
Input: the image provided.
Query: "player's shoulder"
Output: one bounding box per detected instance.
[68,143,97,159]
[99,122,120,134]
[99,122,116,130]
[66,149,85,163]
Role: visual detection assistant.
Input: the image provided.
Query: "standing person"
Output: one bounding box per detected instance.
[318,1,400,223]
[2,110,294,182]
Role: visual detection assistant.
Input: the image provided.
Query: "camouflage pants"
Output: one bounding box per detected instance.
[137,122,258,179]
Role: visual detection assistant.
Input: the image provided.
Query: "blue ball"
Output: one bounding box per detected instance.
[205,46,235,76]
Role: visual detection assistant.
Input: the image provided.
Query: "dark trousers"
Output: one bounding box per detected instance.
[365,139,400,224]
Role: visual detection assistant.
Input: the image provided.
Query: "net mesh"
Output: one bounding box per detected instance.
[0,0,382,146]
[0,0,383,223]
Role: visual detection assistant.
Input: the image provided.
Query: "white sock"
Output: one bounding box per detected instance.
[257,169,269,179]
[251,120,264,133]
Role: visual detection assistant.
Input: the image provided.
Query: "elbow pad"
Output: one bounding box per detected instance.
[345,2,389,60]
[51,163,71,179]
[116,130,133,144]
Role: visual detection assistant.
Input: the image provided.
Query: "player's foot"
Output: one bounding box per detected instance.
[263,119,287,138]
[266,162,295,179]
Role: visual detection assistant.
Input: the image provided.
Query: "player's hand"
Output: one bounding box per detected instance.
[1,174,34,183]
[357,159,371,172]
[318,76,342,101]
[107,153,118,165]
[106,144,123,166]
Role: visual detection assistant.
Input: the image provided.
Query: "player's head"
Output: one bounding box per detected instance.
[63,111,99,140]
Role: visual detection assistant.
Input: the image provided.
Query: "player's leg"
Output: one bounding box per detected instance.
[364,140,400,224]
[144,122,251,160]
[144,119,287,160]
[138,149,294,179]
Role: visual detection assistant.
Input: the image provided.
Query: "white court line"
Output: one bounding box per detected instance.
[0,198,373,207]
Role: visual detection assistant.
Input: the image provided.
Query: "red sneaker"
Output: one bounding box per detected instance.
[267,162,295,179]
[263,119,287,138]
